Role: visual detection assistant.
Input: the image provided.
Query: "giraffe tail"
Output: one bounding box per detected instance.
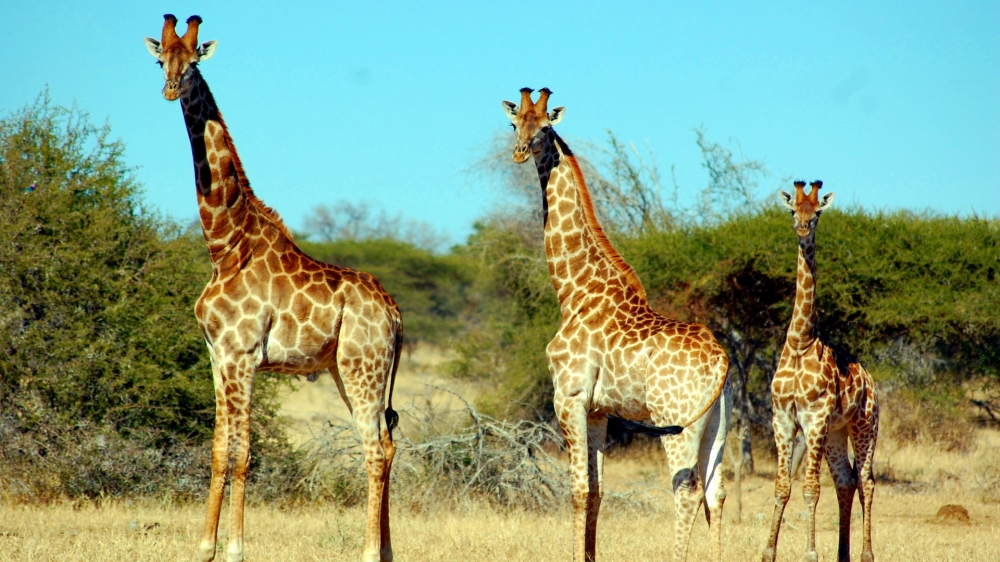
[610,416,683,436]
[384,318,403,436]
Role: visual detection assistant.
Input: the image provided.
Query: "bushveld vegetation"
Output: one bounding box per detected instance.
[0,95,997,506]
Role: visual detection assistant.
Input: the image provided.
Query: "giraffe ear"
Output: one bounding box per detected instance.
[501,100,518,121]
[817,191,835,213]
[197,40,218,61]
[144,37,162,58]
[778,190,795,211]
[548,106,565,125]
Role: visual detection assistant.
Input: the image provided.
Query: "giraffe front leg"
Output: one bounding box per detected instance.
[799,423,828,562]
[554,386,592,562]
[762,406,797,562]
[199,359,228,562]
[584,414,608,559]
[224,362,255,562]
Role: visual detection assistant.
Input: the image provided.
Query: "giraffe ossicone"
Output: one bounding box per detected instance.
[762,180,879,562]
[145,14,402,562]
[503,87,732,562]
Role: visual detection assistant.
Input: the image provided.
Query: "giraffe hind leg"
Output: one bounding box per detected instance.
[339,347,394,562]
[584,414,608,560]
[663,420,706,562]
[825,426,856,562]
[199,359,229,562]
[699,383,731,562]
[852,409,879,562]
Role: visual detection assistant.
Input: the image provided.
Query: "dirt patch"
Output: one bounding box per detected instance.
[934,504,971,524]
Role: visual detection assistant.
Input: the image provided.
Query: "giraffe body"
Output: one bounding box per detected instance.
[762,181,879,562]
[503,88,731,562]
[145,16,399,562]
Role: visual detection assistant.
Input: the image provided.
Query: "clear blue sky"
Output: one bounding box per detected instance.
[3,1,998,243]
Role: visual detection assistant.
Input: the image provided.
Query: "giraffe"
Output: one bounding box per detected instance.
[144,15,401,562]
[762,181,879,562]
[502,88,732,562]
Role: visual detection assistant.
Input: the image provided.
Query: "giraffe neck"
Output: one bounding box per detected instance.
[787,232,819,350]
[178,66,293,270]
[532,129,646,314]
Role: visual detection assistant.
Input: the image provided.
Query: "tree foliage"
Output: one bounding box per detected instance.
[297,237,474,352]
[451,127,1000,455]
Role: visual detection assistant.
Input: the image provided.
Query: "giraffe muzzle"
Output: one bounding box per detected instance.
[512,144,531,164]
[162,81,182,101]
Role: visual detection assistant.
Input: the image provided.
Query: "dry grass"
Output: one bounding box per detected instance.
[3,427,999,561]
[4,346,998,561]
[1,459,998,562]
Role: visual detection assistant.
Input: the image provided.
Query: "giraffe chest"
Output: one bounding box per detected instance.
[195,269,342,373]
[772,346,868,430]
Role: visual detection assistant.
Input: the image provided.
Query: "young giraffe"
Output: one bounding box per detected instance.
[144,16,401,562]
[762,181,879,562]
[503,88,732,562]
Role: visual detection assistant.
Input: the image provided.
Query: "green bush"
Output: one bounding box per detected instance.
[0,94,294,501]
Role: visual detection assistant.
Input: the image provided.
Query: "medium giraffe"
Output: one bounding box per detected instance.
[762,181,879,562]
[502,88,732,562]
[144,15,401,562]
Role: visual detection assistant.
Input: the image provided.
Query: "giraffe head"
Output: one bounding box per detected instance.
[502,88,566,163]
[779,180,835,238]
[143,14,217,101]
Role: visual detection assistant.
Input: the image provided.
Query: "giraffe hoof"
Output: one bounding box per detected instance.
[760,547,776,562]
[197,542,216,562]
[861,551,874,562]
[802,551,818,562]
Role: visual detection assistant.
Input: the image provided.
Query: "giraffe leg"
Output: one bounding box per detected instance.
[852,407,879,562]
[663,420,705,562]
[339,351,394,562]
[761,406,797,562]
[699,384,731,562]
[824,426,856,562]
[584,414,608,560]
[198,359,228,562]
[224,360,255,562]
[553,381,592,562]
[799,423,828,562]
[378,421,396,562]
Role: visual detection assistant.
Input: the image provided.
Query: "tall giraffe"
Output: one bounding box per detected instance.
[144,16,401,562]
[762,181,879,562]
[502,88,732,562]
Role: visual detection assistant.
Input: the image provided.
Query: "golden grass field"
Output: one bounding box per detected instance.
[2,347,999,561]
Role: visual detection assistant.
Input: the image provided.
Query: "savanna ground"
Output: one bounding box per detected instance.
[2,347,998,562]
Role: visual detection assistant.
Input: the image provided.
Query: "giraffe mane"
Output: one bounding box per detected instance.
[215,112,295,241]
[553,133,647,300]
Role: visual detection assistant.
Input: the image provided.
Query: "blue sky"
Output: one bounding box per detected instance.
[3,2,998,243]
